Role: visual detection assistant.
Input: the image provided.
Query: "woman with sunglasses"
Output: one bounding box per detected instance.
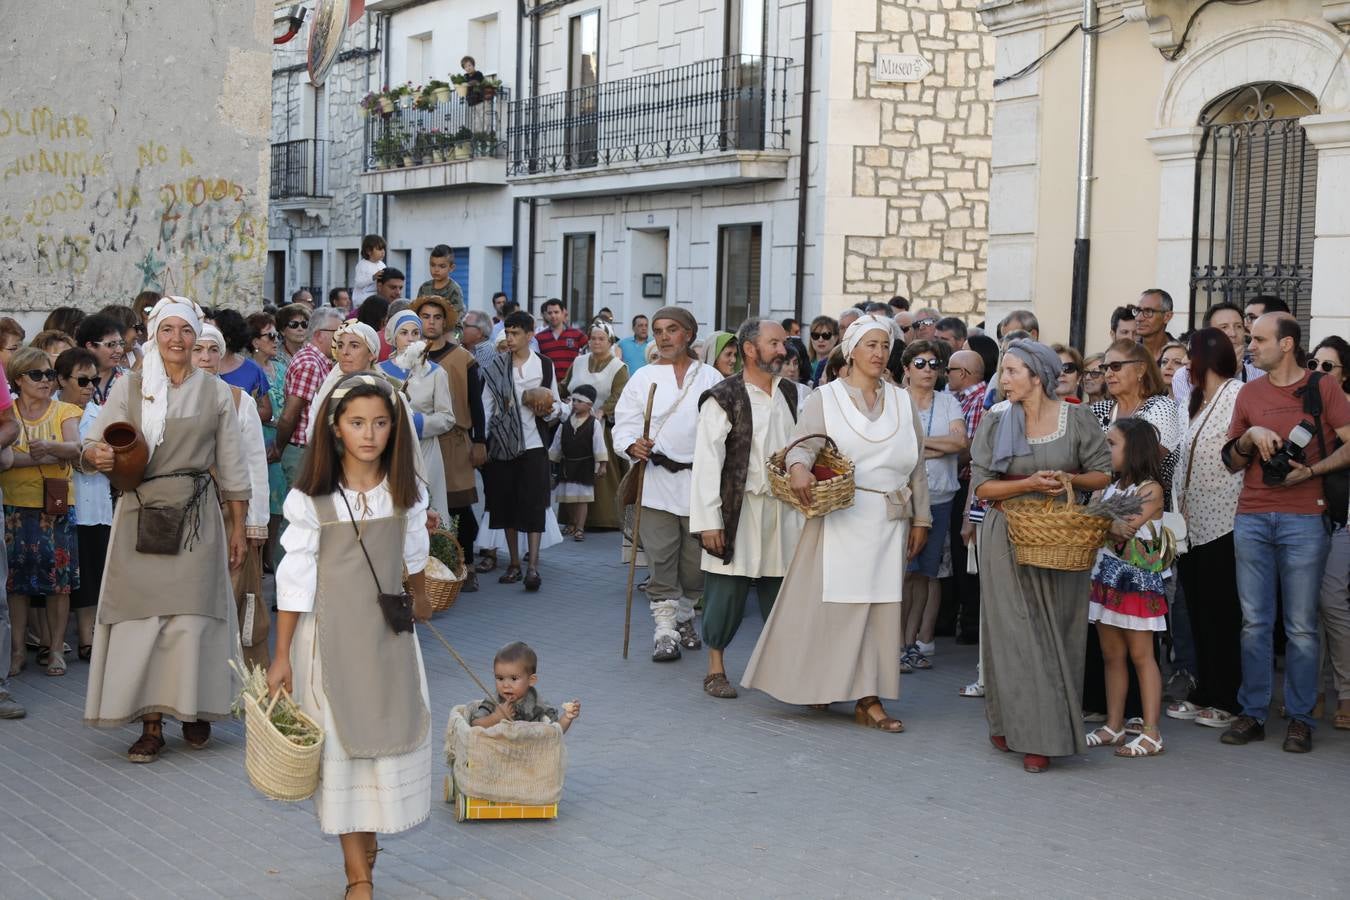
[2,347,82,678]
[247,312,288,569]
[275,303,311,367]
[1311,335,1350,731]
[1081,353,1108,403]
[1052,344,1085,402]
[899,341,967,672]
[56,347,104,664]
[806,315,839,385]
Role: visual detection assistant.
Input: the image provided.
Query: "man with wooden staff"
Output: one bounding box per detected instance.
[691,319,803,697]
[613,307,722,662]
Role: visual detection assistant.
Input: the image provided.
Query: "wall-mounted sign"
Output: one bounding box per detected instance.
[874,52,933,83]
[642,274,664,299]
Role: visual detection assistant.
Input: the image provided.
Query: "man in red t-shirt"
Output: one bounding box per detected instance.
[1221,313,1350,753]
[535,299,586,385]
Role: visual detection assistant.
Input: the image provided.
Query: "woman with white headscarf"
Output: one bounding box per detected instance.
[969,339,1111,774]
[562,321,629,531]
[193,324,273,668]
[741,315,932,732]
[378,310,453,525]
[80,297,251,764]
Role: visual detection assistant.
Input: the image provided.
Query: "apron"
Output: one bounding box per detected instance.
[98,375,230,624]
[313,493,430,759]
[820,380,918,604]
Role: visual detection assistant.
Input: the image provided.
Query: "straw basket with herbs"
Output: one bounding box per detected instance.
[766,433,855,518]
[230,661,324,801]
[1000,476,1142,572]
[423,527,466,613]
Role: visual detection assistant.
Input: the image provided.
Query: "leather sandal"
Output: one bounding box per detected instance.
[523,569,542,592]
[475,553,498,574]
[854,697,904,733]
[345,880,373,898]
[498,567,522,584]
[78,644,93,662]
[366,845,382,870]
[703,672,738,699]
[182,720,211,749]
[127,730,166,764]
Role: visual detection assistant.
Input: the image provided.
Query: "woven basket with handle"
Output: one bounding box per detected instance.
[242,687,323,802]
[1001,475,1112,572]
[766,433,856,518]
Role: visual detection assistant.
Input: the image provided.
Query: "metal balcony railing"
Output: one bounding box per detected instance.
[364,88,510,170]
[270,139,330,199]
[507,55,790,177]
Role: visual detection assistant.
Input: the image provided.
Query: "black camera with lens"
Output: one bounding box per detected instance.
[1261,419,1316,486]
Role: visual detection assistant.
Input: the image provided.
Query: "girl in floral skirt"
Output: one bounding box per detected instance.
[1086,417,1169,758]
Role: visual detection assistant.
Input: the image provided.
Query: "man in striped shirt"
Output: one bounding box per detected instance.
[535,298,586,385]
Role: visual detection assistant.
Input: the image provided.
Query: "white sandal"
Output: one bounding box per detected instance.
[1166,700,1203,721]
[1116,730,1164,757]
[1086,725,1126,747]
[958,681,984,698]
[1124,716,1145,734]
[1194,707,1234,728]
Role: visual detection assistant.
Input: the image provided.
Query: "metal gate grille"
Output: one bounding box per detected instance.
[1190,83,1318,330]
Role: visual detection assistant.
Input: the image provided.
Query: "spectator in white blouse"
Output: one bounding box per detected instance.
[1167,329,1245,730]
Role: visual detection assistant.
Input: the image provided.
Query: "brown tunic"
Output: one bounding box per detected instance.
[434,344,479,507]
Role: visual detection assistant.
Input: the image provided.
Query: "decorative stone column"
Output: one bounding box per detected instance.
[1300,112,1350,344]
[1145,127,1205,328]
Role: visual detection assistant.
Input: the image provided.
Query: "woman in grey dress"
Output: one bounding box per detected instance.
[971,340,1111,773]
[81,297,250,763]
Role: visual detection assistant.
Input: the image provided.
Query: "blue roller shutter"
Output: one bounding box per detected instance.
[500,247,515,300]
[452,247,470,299]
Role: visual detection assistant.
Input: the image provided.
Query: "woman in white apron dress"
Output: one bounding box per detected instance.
[269,375,432,900]
[742,316,932,731]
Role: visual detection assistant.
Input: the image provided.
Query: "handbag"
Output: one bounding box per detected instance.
[42,477,68,517]
[132,473,212,556]
[339,488,415,635]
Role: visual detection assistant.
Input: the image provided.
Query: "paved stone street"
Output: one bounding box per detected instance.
[2,530,1348,898]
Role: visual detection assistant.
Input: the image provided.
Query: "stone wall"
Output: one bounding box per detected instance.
[0,1,273,319]
[844,0,993,321]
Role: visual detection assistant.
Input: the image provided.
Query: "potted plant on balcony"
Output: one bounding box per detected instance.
[479,75,502,102]
[452,126,473,160]
[424,79,452,106]
[361,90,390,117]
[450,73,469,98]
[372,129,402,169]
[414,130,439,165]
[471,131,497,157]
[389,81,415,110]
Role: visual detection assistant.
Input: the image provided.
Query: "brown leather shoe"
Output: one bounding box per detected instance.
[127,732,166,763]
[703,672,738,699]
[182,720,211,749]
[1283,719,1313,753]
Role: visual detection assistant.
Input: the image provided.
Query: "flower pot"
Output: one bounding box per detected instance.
[399,95,412,109]
[431,149,445,163]
[453,142,471,160]
[102,421,149,493]
[482,86,497,101]
[432,86,451,104]
[455,83,469,98]
[402,154,415,167]
[378,97,395,114]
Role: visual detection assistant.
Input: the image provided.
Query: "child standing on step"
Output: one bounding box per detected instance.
[1085,416,1169,759]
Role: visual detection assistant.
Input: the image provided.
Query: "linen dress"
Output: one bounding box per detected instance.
[83,371,250,727]
[564,353,630,528]
[277,483,432,835]
[378,357,455,525]
[740,381,931,704]
[971,400,1112,757]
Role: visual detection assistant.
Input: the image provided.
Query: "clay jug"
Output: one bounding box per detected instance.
[102,421,149,492]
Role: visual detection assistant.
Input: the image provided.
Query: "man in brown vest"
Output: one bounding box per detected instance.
[690,319,803,696]
[414,295,487,592]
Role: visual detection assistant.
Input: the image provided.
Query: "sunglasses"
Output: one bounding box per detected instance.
[285,320,309,330]
[1125,305,1164,319]
[1103,360,1144,373]
[1061,362,1081,375]
[257,331,279,341]
[1308,359,1343,373]
[1082,370,1105,380]
[810,332,835,341]
[909,358,944,371]
[914,318,936,329]
[23,369,58,382]
[69,375,98,387]
[91,339,126,349]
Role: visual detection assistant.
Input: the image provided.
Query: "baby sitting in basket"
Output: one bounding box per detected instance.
[469,642,580,732]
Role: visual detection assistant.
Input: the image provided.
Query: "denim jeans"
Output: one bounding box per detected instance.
[1233,512,1331,727]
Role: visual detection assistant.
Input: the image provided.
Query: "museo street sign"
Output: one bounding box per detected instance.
[874,52,933,83]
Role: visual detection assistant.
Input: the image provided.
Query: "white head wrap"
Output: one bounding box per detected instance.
[195,324,225,351]
[140,296,204,460]
[840,314,893,358]
[383,309,422,346]
[335,320,380,358]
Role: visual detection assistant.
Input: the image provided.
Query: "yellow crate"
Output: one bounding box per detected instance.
[445,775,558,822]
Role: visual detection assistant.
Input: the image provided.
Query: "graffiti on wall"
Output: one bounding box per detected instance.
[0,107,265,311]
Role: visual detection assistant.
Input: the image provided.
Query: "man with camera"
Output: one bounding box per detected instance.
[1221,313,1350,752]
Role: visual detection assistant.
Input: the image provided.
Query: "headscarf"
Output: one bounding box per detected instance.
[989,339,1063,474]
[195,324,225,352]
[333,320,380,360]
[840,314,893,358]
[140,295,204,461]
[652,306,698,358]
[701,331,739,373]
[306,321,382,444]
[384,309,422,347]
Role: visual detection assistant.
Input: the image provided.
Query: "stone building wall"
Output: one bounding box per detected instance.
[844,0,993,321]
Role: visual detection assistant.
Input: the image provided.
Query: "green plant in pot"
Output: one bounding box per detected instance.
[452,125,473,160]
[424,79,452,105]
[450,73,469,97]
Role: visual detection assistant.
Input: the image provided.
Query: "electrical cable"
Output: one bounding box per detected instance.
[993,17,1125,87]
[1160,0,1263,61]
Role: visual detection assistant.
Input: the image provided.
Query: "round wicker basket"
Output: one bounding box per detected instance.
[766,433,855,518]
[242,688,323,802]
[1001,479,1111,572]
[427,566,465,614]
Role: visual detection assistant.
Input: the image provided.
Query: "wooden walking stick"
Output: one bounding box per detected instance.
[623,383,659,659]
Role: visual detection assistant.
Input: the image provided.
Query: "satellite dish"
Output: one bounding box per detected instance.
[308,0,350,87]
